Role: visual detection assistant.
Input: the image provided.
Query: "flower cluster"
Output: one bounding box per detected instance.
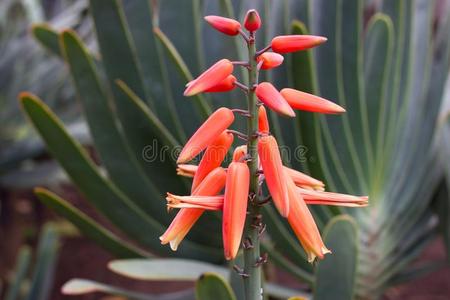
[160,9,368,262]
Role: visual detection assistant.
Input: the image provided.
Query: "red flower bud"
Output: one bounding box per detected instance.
[191,131,234,192]
[204,75,236,93]
[177,107,235,163]
[271,35,327,54]
[244,9,261,32]
[280,88,345,114]
[255,82,295,117]
[204,15,241,36]
[184,59,234,96]
[258,106,270,134]
[256,52,284,70]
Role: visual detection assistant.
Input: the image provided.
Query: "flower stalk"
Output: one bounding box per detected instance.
[243,32,263,300]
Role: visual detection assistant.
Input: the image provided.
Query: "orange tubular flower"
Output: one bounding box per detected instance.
[160,167,226,250]
[280,88,345,114]
[283,166,325,191]
[285,171,331,262]
[177,107,234,163]
[298,188,368,207]
[257,52,284,70]
[244,9,261,32]
[271,35,327,54]
[176,164,198,178]
[166,193,224,210]
[258,135,290,217]
[204,16,241,36]
[258,106,270,134]
[204,75,237,93]
[223,162,250,260]
[191,131,234,192]
[184,59,234,96]
[255,82,295,117]
[167,190,367,210]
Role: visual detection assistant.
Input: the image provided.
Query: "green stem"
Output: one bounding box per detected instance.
[243,34,262,300]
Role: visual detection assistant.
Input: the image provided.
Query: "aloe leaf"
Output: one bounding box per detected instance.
[195,273,237,300]
[60,29,179,222]
[262,206,313,272]
[314,215,358,300]
[25,224,59,300]
[363,13,394,190]
[312,0,367,193]
[5,247,31,300]
[121,0,186,141]
[153,27,212,118]
[108,258,306,299]
[379,1,410,165]
[89,0,189,193]
[89,0,148,101]
[115,80,180,149]
[31,23,61,57]
[108,259,229,281]
[62,278,193,300]
[261,242,313,284]
[266,283,310,300]
[34,187,151,259]
[20,93,222,261]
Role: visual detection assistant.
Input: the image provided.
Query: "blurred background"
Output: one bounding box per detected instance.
[1,0,450,299]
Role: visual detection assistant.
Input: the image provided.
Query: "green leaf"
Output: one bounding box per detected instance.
[89,0,188,197]
[61,278,192,300]
[19,93,222,261]
[313,0,368,193]
[89,0,147,101]
[153,27,212,118]
[363,13,394,191]
[26,224,59,300]
[5,247,31,300]
[108,258,229,281]
[31,23,61,57]
[266,283,310,300]
[34,187,151,259]
[122,0,187,141]
[115,80,179,149]
[314,215,358,300]
[262,206,314,281]
[60,29,178,223]
[195,273,236,300]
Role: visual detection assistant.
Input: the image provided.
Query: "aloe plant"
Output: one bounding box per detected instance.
[20,0,450,299]
[0,0,92,188]
[3,224,59,300]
